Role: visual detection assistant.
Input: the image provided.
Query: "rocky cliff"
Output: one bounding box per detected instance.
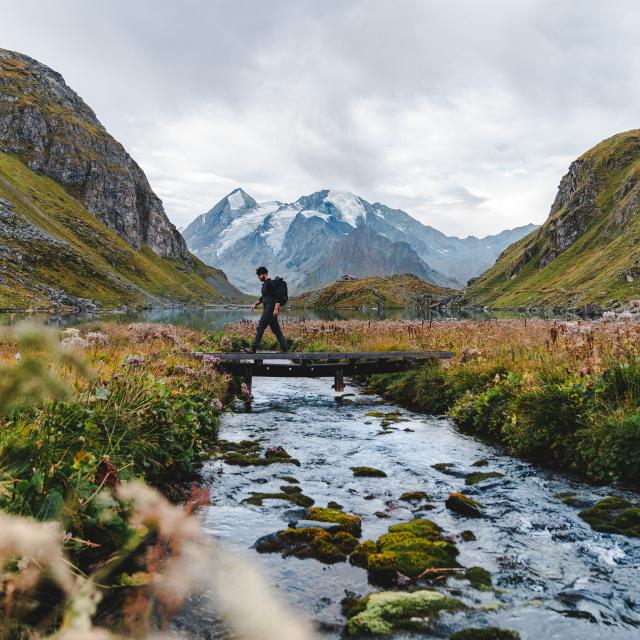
[0,48,187,259]
[462,130,640,311]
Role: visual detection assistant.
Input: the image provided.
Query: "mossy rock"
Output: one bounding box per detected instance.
[462,566,492,590]
[449,628,520,640]
[460,530,477,542]
[255,526,359,564]
[446,493,484,518]
[349,519,460,585]
[278,475,300,484]
[352,466,387,478]
[465,471,505,486]
[471,459,489,467]
[327,500,343,510]
[579,496,640,536]
[222,443,301,467]
[398,491,430,502]
[432,462,455,472]
[242,490,314,508]
[344,590,467,636]
[304,507,362,536]
[555,491,594,508]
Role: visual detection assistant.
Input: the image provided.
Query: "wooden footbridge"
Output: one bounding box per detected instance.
[198,350,455,405]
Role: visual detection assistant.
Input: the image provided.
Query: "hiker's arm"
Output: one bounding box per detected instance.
[252,297,262,310]
[273,302,281,316]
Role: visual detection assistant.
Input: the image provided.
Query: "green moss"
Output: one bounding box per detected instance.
[465,471,505,486]
[305,507,362,536]
[352,466,387,478]
[449,628,520,640]
[462,566,492,590]
[255,526,359,564]
[579,496,640,536]
[471,459,489,467]
[327,500,343,510]
[398,491,430,502]
[344,590,467,636]
[432,462,456,472]
[277,475,300,484]
[445,493,484,518]
[349,519,459,585]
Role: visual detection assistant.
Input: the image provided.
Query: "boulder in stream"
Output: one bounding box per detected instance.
[446,492,484,518]
[448,628,520,640]
[578,496,640,536]
[350,519,460,586]
[342,589,466,636]
[352,466,387,478]
[465,471,505,486]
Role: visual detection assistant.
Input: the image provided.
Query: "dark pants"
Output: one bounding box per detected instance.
[252,304,287,351]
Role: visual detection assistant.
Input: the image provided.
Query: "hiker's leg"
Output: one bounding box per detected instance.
[269,315,288,351]
[252,309,271,351]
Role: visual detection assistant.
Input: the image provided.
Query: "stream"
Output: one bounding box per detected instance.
[188,374,639,639]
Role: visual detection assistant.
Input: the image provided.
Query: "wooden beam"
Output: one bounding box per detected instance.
[197,350,454,362]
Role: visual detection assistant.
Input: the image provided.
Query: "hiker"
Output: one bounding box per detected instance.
[244,266,288,353]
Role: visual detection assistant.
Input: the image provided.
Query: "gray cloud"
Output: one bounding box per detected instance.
[1,0,639,235]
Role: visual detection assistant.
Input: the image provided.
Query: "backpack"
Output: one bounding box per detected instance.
[273,276,288,305]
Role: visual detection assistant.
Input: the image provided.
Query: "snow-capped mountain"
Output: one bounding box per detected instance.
[182,188,537,294]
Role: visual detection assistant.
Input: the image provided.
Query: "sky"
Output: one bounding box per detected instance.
[1,0,640,237]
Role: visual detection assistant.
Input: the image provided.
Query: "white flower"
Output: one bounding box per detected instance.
[14,352,21,361]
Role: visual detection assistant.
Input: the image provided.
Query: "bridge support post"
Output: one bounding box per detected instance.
[334,366,345,392]
[243,365,253,412]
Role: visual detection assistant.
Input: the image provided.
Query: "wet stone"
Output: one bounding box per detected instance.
[449,628,521,640]
[465,471,505,486]
[446,492,484,518]
[342,590,467,636]
[398,491,430,502]
[352,466,387,478]
[579,496,640,537]
[471,458,489,467]
[242,490,314,508]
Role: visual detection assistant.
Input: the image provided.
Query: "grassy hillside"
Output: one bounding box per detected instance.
[291,274,456,309]
[0,152,242,310]
[463,130,640,311]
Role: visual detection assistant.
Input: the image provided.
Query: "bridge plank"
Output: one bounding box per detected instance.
[198,350,454,362]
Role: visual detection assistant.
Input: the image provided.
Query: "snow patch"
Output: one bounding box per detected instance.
[227,190,246,210]
[263,204,301,253]
[325,190,366,227]
[217,201,280,256]
[300,209,331,222]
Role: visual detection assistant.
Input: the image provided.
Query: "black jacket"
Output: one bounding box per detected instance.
[258,278,278,306]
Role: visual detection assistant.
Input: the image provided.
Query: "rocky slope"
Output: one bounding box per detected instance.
[0,48,186,259]
[0,48,243,310]
[462,130,640,311]
[183,188,535,294]
[291,274,455,309]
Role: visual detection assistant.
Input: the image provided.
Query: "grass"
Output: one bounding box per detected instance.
[215,316,640,484]
[0,151,241,309]
[0,321,229,636]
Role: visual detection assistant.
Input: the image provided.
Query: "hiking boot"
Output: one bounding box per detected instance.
[242,347,257,354]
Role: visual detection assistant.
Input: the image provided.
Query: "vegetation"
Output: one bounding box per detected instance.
[462,130,640,310]
[0,321,229,636]
[219,317,640,484]
[291,273,455,309]
[0,151,242,310]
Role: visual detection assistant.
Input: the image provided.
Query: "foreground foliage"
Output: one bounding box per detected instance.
[0,322,229,637]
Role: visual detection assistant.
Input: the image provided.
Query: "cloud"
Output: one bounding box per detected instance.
[1,0,640,236]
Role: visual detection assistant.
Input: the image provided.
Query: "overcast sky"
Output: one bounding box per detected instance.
[1,0,639,236]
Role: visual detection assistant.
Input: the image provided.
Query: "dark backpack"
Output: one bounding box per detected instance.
[273,276,288,305]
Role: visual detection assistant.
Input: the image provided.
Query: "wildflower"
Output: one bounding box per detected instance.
[210,398,223,411]
[14,352,21,361]
[61,334,89,350]
[240,382,251,398]
[124,355,145,367]
[85,331,108,346]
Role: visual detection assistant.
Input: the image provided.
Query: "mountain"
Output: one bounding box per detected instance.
[183,188,536,294]
[0,48,243,310]
[291,274,455,309]
[462,130,640,312]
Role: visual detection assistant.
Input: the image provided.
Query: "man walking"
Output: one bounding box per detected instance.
[244,266,288,353]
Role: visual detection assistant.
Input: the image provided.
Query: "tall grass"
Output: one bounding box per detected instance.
[218,317,640,484]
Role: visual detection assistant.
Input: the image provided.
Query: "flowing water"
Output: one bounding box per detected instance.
[193,373,640,639]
